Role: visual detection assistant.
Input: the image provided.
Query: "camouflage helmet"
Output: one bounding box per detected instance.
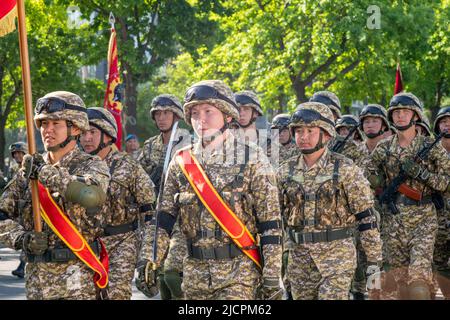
[335,114,363,140]
[150,94,184,120]
[310,91,342,119]
[86,107,118,142]
[359,104,390,132]
[388,92,426,125]
[183,80,239,125]
[34,91,89,131]
[9,142,28,155]
[289,102,336,138]
[234,90,263,116]
[271,113,291,130]
[416,113,432,137]
[433,106,450,135]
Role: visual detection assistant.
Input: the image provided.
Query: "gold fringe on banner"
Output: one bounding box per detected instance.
[0,4,17,37]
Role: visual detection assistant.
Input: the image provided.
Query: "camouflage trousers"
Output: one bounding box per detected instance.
[102,231,139,300]
[26,261,97,300]
[383,204,437,296]
[433,208,450,298]
[286,239,357,300]
[164,219,187,273]
[181,255,261,300]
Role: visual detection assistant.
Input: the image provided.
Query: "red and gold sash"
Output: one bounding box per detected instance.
[37,182,109,288]
[175,149,262,268]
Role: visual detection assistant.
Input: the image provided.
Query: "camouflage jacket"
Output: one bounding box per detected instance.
[0,146,110,248]
[277,148,381,262]
[328,136,361,163]
[128,148,142,161]
[103,149,156,228]
[146,133,283,279]
[364,134,450,198]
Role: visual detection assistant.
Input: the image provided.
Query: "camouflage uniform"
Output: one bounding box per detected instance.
[129,148,142,161]
[0,91,111,300]
[85,107,156,300]
[144,80,283,300]
[364,93,450,298]
[278,102,381,300]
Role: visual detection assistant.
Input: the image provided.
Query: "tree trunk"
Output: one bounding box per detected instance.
[292,82,307,103]
[123,61,138,135]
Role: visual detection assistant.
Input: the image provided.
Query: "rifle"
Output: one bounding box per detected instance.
[380,132,445,214]
[331,126,357,153]
[152,121,181,263]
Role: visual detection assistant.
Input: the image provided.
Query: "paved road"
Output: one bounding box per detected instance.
[0,246,157,300]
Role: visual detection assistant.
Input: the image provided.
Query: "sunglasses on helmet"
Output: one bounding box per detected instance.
[87,108,117,130]
[235,94,261,109]
[309,95,340,110]
[389,95,422,109]
[360,105,386,117]
[152,96,179,108]
[35,97,87,115]
[184,85,238,109]
[291,109,335,126]
[9,143,24,151]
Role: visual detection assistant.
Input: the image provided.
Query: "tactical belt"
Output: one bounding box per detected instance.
[26,241,100,263]
[297,218,319,227]
[186,240,243,260]
[396,194,433,207]
[104,220,139,236]
[287,227,353,244]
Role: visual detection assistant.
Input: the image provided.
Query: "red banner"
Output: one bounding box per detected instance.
[0,0,17,37]
[176,149,262,268]
[38,182,109,288]
[103,27,123,150]
[394,62,403,94]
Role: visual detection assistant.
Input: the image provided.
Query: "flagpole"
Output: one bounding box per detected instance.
[17,0,41,232]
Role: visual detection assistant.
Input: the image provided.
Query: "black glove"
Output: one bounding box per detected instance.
[22,153,45,180]
[135,259,159,298]
[163,269,183,299]
[22,231,48,255]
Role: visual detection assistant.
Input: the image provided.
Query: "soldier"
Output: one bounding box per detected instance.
[416,115,432,137]
[0,91,110,299]
[432,106,450,299]
[125,134,142,161]
[6,142,28,182]
[137,94,189,300]
[271,113,297,166]
[332,115,363,163]
[80,107,156,300]
[365,93,450,299]
[235,90,274,162]
[139,80,283,299]
[278,102,381,300]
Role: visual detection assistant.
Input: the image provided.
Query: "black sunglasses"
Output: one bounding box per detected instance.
[291,109,335,126]
[309,95,340,110]
[35,97,87,115]
[360,105,386,117]
[153,96,178,108]
[235,94,261,109]
[9,143,25,151]
[87,108,117,129]
[389,95,422,109]
[336,117,358,127]
[184,85,238,109]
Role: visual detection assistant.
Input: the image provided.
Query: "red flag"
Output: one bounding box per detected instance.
[103,27,123,150]
[394,62,403,94]
[0,0,17,37]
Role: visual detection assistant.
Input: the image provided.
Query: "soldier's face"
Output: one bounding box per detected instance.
[126,138,139,152]
[12,151,24,165]
[337,127,350,137]
[238,105,254,126]
[363,117,384,135]
[191,104,229,138]
[294,126,329,150]
[279,128,291,144]
[80,126,103,153]
[392,109,416,126]
[40,119,80,150]
[154,110,175,132]
[439,116,450,134]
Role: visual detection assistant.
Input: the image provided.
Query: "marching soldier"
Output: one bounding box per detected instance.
[309,91,342,121]
[137,94,189,299]
[140,80,283,299]
[365,93,450,299]
[278,102,382,300]
[0,91,110,299]
[80,107,156,300]
[432,106,450,299]
[416,115,432,137]
[125,134,142,161]
[271,113,297,166]
[332,114,363,162]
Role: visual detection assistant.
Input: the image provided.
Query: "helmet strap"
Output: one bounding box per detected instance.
[394,117,416,131]
[300,130,325,154]
[88,130,114,156]
[47,121,79,152]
